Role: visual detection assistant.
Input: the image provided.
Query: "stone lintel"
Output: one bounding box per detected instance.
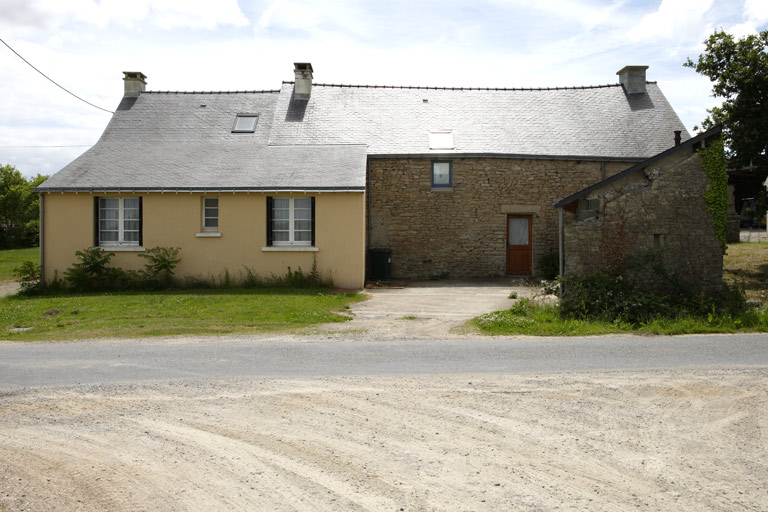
[501,205,541,215]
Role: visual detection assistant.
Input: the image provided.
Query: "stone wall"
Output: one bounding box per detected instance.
[367,157,631,279]
[563,148,723,292]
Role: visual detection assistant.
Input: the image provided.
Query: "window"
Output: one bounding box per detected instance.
[431,160,452,188]
[429,130,454,150]
[577,198,600,221]
[267,197,314,246]
[232,114,258,133]
[96,197,141,246]
[202,197,218,232]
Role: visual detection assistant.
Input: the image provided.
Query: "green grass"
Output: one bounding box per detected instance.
[473,303,768,336]
[0,247,38,283]
[0,288,363,341]
[474,241,768,336]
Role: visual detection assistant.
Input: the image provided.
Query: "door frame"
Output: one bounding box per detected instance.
[506,214,533,275]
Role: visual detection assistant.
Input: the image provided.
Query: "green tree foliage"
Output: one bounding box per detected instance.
[684,30,768,180]
[0,165,48,248]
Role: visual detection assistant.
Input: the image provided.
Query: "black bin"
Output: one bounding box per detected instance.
[369,248,392,280]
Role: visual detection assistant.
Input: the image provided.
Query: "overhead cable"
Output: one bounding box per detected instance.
[0,36,114,114]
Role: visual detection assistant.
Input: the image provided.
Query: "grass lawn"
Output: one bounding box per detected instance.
[723,241,768,303]
[0,247,38,283]
[474,241,768,336]
[0,289,363,341]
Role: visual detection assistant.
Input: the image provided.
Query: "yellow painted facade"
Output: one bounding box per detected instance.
[40,191,366,289]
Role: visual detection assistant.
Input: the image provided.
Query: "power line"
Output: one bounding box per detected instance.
[0,36,114,114]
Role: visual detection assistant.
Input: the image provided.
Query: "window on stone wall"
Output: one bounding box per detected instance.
[431,160,452,188]
[578,198,600,221]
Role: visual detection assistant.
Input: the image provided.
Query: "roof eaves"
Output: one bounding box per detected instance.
[553,125,723,208]
[34,186,365,194]
[366,152,647,163]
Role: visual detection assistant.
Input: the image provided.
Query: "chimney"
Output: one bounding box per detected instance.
[616,65,648,94]
[674,130,682,146]
[293,62,313,100]
[123,71,147,97]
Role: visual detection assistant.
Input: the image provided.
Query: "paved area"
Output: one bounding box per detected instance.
[321,278,535,339]
[0,281,20,297]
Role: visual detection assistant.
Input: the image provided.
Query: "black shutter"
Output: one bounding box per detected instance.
[93,197,100,247]
[266,196,273,246]
[311,196,316,246]
[138,197,143,247]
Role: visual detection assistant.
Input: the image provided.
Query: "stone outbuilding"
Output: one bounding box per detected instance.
[554,126,725,292]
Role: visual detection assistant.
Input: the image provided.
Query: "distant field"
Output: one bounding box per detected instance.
[0,247,38,283]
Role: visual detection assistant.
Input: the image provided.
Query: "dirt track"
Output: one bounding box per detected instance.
[2,368,767,511]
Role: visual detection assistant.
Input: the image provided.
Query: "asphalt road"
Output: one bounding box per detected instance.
[1,333,767,388]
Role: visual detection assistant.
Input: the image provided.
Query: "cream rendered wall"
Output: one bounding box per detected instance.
[41,192,366,289]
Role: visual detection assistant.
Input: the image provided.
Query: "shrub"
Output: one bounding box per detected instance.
[560,272,748,324]
[138,246,181,287]
[64,247,128,291]
[13,260,42,295]
[538,252,559,280]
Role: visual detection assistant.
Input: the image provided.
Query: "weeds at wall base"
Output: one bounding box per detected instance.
[15,247,333,296]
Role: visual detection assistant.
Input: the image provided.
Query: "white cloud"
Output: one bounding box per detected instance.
[628,0,715,42]
[0,0,249,31]
[744,0,768,25]
[727,21,760,39]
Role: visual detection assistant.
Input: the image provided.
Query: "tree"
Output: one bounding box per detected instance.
[685,30,768,181]
[0,165,48,248]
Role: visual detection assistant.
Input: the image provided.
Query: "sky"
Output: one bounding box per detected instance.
[1,0,766,178]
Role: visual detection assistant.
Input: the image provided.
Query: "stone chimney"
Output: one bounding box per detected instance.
[293,63,313,100]
[616,65,648,94]
[123,72,147,97]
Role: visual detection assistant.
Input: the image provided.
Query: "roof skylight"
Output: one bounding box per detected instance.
[429,130,454,150]
[233,114,258,133]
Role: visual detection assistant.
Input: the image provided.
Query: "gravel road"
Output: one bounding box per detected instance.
[2,369,767,511]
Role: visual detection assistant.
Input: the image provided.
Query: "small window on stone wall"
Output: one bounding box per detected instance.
[578,198,600,221]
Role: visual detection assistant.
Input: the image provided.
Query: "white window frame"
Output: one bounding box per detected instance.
[271,197,312,246]
[99,197,140,246]
[202,197,219,232]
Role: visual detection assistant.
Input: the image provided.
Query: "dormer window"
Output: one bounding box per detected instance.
[429,130,454,150]
[232,114,258,133]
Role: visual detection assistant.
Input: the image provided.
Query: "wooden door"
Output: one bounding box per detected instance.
[506,215,532,275]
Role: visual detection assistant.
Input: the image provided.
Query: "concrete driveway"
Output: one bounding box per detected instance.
[322,278,533,340]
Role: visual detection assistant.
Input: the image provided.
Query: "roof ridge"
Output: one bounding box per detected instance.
[144,90,280,95]
[281,81,659,91]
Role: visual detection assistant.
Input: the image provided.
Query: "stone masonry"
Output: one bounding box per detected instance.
[367,157,631,279]
[563,148,723,292]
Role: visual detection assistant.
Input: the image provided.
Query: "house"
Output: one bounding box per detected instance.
[38,63,697,288]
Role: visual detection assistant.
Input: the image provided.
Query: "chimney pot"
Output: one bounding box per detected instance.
[123,71,147,97]
[616,65,648,94]
[674,130,682,146]
[293,62,313,100]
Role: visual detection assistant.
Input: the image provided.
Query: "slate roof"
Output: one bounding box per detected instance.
[269,82,689,161]
[39,71,690,191]
[39,91,367,191]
